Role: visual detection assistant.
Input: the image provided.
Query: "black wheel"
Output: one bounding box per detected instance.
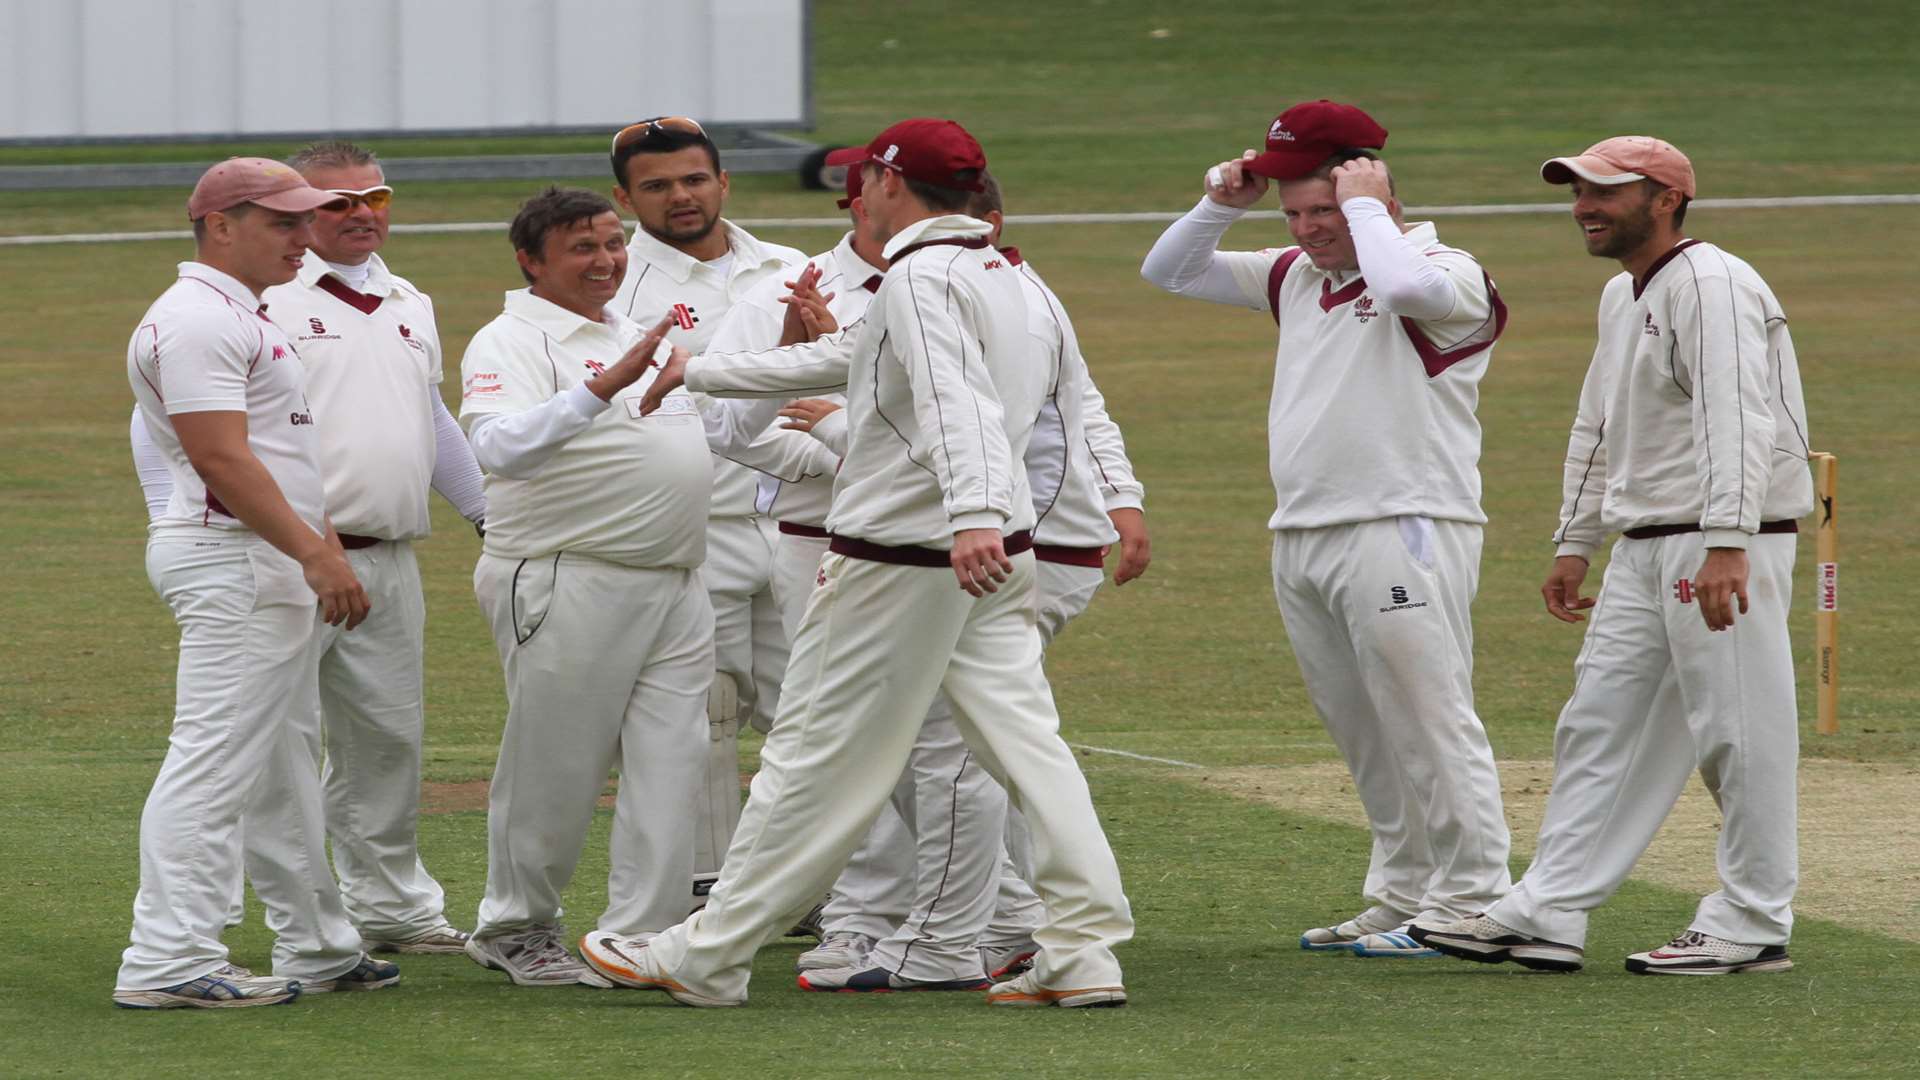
[799,145,847,191]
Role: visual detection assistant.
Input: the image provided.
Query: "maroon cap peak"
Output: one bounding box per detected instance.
[1245,100,1388,181]
[835,118,986,196]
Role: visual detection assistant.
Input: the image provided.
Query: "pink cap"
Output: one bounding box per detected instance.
[1541,136,1696,198]
[187,157,349,221]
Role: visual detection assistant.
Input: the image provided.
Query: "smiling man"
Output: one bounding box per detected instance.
[1415,137,1813,976]
[1141,101,1512,960]
[457,187,713,987]
[606,119,811,913]
[118,158,395,1008]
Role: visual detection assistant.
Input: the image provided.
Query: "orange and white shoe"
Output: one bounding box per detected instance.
[577,930,742,1007]
[985,970,1126,1008]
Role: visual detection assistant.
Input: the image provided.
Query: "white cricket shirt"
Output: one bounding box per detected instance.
[1012,252,1142,549]
[128,262,327,537]
[613,218,807,517]
[1143,198,1506,530]
[700,230,885,529]
[264,252,442,540]
[1553,240,1814,556]
[687,215,1037,549]
[459,290,710,568]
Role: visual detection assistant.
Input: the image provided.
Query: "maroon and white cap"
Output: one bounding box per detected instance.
[187,157,348,221]
[1541,136,1697,198]
[1245,100,1389,180]
[832,118,986,194]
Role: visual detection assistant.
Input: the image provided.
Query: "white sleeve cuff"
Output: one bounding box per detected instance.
[1702,528,1751,550]
[1553,541,1598,562]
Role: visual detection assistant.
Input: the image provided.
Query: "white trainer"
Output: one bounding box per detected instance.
[1411,913,1584,972]
[577,929,742,1007]
[111,964,300,1009]
[978,938,1038,980]
[797,931,876,972]
[366,924,471,955]
[465,924,605,987]
[1300,909,1404,952]
[1626,931,1792,975]
[985,970,1126,1008]
[1350,925,1441,958]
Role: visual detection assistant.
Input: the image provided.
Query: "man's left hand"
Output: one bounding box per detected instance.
[1693,547,1750,632]
[951,528,1013,597]
[1330,158,1394,206]
[1108,507,1151,585]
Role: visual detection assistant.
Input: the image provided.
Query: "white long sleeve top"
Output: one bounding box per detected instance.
[1141,196,1505,530]
[685,215,1038,549]
[1552,240,1814,557]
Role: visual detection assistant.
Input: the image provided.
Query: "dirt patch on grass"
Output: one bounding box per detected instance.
[1202,759,1920,940]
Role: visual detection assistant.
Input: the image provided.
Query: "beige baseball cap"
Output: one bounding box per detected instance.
[1541,136,1696,198]
[187,157,349,221]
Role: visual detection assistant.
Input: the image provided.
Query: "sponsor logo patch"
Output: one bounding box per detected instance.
[290,410,314,425]
[397,323,426,352]
[1354,295,1380,323]
[1673,578,1694,604]
[671,303,699,331]
[1268,119,1294,142]
[1644,312,1661,337]
[1817,562,1837,612]
[308,317,327,335]
[464,371,503,398]
[1378,584,1428,613]
[584,359,607,376]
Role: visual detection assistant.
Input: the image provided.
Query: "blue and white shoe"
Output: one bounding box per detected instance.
[112,964,301,1009]
[1300,911,1402,952]
[1350,926,1442,958]
[303,954,401,993]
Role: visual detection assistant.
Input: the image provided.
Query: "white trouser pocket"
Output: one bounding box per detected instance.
[1396,515,1437,570]
[509,554,561,645]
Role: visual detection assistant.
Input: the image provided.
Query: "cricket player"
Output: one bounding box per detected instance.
[790,171,1152,991]
[578,119,1134,1008]
[459,187,712,986]
[606,117,812,910]
[1415,138,1812,975]
[117,158,399,1007]
[1141,101,1512,957]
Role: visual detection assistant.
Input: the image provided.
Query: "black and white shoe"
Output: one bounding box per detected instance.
[1409,913,1584,972]
[1625,931,1792,975]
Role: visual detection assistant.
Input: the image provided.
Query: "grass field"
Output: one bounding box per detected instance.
[3,2,1918,1077]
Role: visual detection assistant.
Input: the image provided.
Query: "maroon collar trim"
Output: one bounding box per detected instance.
[1632,239,1702,300]
[860,274,884,293]
[315,273,384,315]
[1319,275,1368,312]
[891,235,991,260]
[997,245,1022,266]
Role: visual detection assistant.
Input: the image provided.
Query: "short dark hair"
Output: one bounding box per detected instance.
[612,125,722,188]
[288,140,378,174]
[965,170,1003,219]
[509,186,619,283]
[1645,180,1691,229]
[1306,148,1395,195]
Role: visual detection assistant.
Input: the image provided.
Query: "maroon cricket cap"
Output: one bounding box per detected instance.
[834,118,986,194]
[187,157,348,221]
[1245,100,1389,181]
[825,146,867,209]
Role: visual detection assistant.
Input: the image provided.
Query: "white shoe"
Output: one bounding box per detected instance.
[1626,931,1792,975]
[1350,925,1442,958]
[1411,914,1584,972]
[985,970,1126,1008]
[366,924,471,955]
[1299,909,1403,952]
[978,938,1038,980]
[465,924,604,987]
[577,929,741,1007]
[112,964,300,1009]
[302,954,402,993]
[797,931,875,972]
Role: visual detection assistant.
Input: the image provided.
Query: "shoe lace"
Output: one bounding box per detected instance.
[1667,930,1709,949]
[512,926,577,970]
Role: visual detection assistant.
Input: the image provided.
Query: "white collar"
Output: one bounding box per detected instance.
[297,249,394,296]
[177,262,265,309]
[882,214,992,261]
[829,230,888,284]
[503,288,626,341]
[625,218,779,285]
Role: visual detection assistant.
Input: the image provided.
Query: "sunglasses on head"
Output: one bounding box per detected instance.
[611,116,707,155]
[325,185,393,211]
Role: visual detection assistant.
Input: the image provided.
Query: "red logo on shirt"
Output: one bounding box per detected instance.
[271,345,287,361]
[396,323,427,352]
[308,317,326,335]
[671,303,698,331]
[398,324,412,338]
[982,259,1004,271]
[1673,578,1694,604]
[583,359,607,376]
[1643,312,1661,337]
[1353,295,1380,323]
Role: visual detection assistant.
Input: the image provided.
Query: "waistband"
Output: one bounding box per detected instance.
[829,530,1034,568]
[336,532,387,550]
[778,521,832,539]
[1032,543,1105,568]
[1622,520,1798,541]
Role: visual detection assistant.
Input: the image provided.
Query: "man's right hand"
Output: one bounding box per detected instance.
[778,264,839,345]
[1205,150,1270,209]
[590,313,678,403]
[303,548,372,629]
[1542,555,1595,623]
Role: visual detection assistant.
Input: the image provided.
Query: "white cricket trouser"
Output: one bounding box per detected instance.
[816,559,1106,969]
[692,515,787,896]
[1271,517,1510,923]
[472,552,711,938]
[118,538,363,990]
[1490,532,1799,948]
[643,550,1133,1002]
[247,540,447,940]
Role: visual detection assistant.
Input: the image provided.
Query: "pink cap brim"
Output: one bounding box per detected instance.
[251,187,351,214]
[1540,156,1645,187]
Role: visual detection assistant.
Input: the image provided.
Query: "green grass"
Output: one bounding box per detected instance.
[2,0,1918,1076]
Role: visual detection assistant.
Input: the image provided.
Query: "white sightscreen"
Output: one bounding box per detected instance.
[0,0,808,140]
